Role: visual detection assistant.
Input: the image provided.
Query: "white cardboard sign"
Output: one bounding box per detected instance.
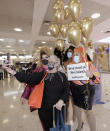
[67,62,89,81]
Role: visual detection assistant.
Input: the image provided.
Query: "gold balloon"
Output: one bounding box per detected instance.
[81,36,88,46]
[69,0,78,2]
[98,47,103,53]
[54,9,65,24]
[102,45,106,52]
[56,0,64,5]
[68,26,81,47]
[64,7,70,19]
[88,40,92,47]
[69,21,80,28]
[56,0,63,2]
[49,24,59,37]
[53,0,64,10]
[69,0,81,21]
[53,3,59,10]
[60,24,68,38]
[80,17,93,38]
[88,40,92,44]
[89,44,93,49]
[100,53,104,58]
[56,39,65,52]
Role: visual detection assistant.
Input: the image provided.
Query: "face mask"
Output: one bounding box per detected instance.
[48,63,54,70]
[67,52,72,58]
[73,56,80,63]
[42,59,48,65]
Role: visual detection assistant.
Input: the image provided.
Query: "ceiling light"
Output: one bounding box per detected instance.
[64,5,68,9]
[10,49,14,51]
[4,91,18,96]
[6,45,11,48]
[2,56,7,59]
[47,32,51,35]
[25,55,33,58]
[11,56,17,59]
[19,56,25,59]
[42,41,46,44]
[97,37,110,43]
[14,28,23,32]
[91,13,100,19]
[19,40,24,43]
[101,30,104,33]
[0,39,5,41]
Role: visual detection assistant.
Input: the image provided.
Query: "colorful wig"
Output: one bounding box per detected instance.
[72,46,88,64]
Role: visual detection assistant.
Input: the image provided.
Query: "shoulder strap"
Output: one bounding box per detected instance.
[40,73,47,83]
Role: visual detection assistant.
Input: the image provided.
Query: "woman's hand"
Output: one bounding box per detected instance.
[86,70,93,78]
[2,63,8,69]
[55,99,64,111]
[21,97,26,104]
[2,64,16,75]
[7,68,16,75]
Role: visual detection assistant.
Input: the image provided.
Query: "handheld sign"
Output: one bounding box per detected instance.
[67,62,89,81]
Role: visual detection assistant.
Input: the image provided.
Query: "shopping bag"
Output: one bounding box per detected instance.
[50,106,71,131]
[22,84,34,100]
[28,73,47,109]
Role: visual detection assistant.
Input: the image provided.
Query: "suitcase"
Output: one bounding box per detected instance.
[50,104,71,131]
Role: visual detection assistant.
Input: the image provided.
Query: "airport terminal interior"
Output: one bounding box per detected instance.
[0,0,110,131]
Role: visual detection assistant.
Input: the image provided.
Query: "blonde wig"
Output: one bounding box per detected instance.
[37,46,53,67]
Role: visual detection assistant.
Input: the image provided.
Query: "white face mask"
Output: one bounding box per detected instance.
[73,55,80,63]
[67,52,72,58]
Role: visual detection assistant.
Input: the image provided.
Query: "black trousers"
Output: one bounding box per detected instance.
[4,71,8,78]
[0,73,3,80]
[38,106,65,131]
[38,108,53,131]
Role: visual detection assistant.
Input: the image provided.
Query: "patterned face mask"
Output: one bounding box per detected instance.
[42,59,48,65]
[48,63,54,70]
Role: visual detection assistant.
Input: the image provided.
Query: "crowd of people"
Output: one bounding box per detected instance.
[1,45,104,131]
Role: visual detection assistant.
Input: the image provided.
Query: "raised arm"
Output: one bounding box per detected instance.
[2,63,45,85]
[14,71,45,85]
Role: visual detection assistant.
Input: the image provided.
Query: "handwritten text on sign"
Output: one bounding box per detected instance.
[67,62,89,81]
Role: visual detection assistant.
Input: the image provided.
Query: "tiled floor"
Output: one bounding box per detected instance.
[0,73,110,131]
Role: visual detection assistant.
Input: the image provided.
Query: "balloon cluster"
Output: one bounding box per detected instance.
[49,0,94,51]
